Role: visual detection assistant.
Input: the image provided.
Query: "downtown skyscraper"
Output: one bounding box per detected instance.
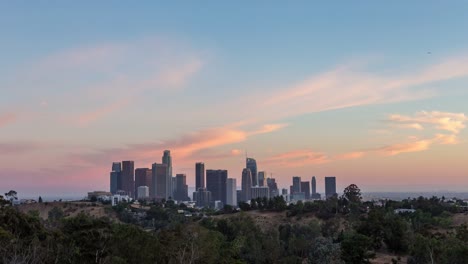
[135,168,152,198]
[241,168,252,202]
[110,162,121,194]
[152,163,170,199]
[195,162,205,190]
[246,158,258,186]
[325,176,337,198]
[121,161,135,198]
[206,169,227,204]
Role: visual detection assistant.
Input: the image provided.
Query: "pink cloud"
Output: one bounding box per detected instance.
[262,150,330,168]
[333,152,366,160]
[0,113,17,127]
[377,139,432,156]
[76,99,131,126]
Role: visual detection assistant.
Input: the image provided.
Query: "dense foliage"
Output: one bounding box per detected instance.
[1,187,467,263]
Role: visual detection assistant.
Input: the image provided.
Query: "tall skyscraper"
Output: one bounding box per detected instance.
[311,176,317,195]
[246,158,258,186]
[195,162,205,190]
[206,169,228,204]
[110,162,121,194]
[325,176,337,199]
[162,150,172,177]
[311,176,321,199]
[301,181,311,200]
[174,174,189,201]
[226,178,237,206]
[112,162,122,172]
[241,168,252,202]
[152,163,169,199]
[121,161,135,198]
[292,176,301,194]
[266,177,279,197]
[135,168,152,198]
[258,171,266,187]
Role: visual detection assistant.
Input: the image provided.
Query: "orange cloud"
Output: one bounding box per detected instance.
[377,139,432,156]
[334,151,366,160]
[262,150,329,168]
[0,113,17,127]
[248,123,289,136]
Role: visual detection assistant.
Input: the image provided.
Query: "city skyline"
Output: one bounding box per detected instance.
[2,2,468,197]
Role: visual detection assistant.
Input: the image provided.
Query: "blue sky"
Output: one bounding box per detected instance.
[1,2,468,196]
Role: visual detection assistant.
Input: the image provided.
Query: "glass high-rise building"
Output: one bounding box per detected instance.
[241,168,252,202]
[174,174,189,201]
[162,150,172,177]
[246,158,258,186]
[206,169,228,204]
[135,168,152,198]
[325,176,337,199]
[110,162,122,194]
[195,162,205,190]
[257,171,266,187]
[121,161,135,198]
[301,181,311,200]
[226,178,237,206]
[311,176,317,195]
[152,163,170,199]
[292,176,301,194]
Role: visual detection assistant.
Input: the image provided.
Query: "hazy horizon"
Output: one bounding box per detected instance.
[1,2,468,195]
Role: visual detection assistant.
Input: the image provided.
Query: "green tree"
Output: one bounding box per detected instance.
[341,232,375,264]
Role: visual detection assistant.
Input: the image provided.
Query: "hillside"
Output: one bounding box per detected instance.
[17,201,119,221]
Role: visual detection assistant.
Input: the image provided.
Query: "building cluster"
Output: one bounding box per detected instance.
[108,150,336,208]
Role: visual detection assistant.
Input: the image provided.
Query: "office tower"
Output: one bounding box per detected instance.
[258,171,266,187]
[282,188,288,195]
[311,176,321,199]
[162,150,172,177]
[174,174,189,201]
[110,162,122,194]
[246,158,258,186]
[110,171,119,194]
[292,176,301,194]
[251,186,270,199]
[135,168,152,198]
[193,188,211,208]
[172,176,176,198]
[121,161,135,198]
[226,178,237,206]
[195,162,205,190]
[137,186,149,199]
[301,181,311,200]
[311,176,317,195]
[152,163,169,199]
[241,168,252,202]
[266,177,279,197]
[325,176,337,199]
[112,162,122,172]
[206,169,228,204]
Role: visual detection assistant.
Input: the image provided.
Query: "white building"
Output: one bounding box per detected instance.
[226,178,237,207]
[251,186,270,200]
[112,194,132,206]
[137,186,149,199]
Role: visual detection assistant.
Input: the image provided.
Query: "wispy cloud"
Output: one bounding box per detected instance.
[0,112,17,127]
[221,55,468,126]
[261,149,329,168]
[389,111,468,134]
[76,99,131,126]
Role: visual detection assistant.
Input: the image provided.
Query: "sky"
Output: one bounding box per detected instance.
[1,1,468,197]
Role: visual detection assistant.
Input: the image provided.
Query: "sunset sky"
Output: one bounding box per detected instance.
[1,2,468,197]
